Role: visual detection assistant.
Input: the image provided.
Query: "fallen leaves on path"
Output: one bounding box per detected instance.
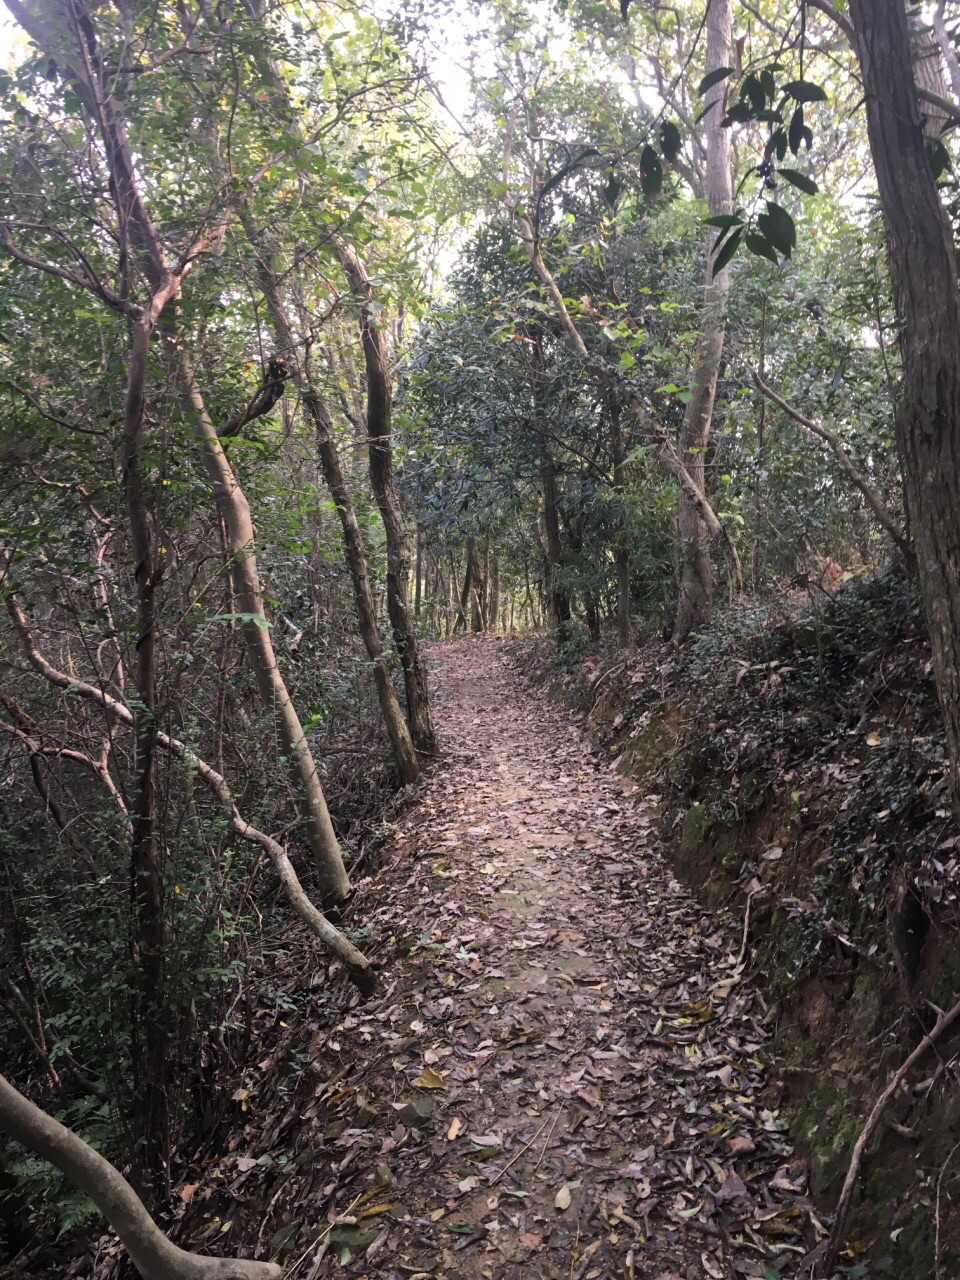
[173,637,822,1280]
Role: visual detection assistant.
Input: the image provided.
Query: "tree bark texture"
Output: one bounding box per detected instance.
[335,241,436,754]
[172,344,351,902]
[489,549,501,632]
[673,0,734,644]
[466,537,487,632]
[0,1072,280,1280]
[849,0,960,814]
[242,229,421,786]
[414,529,423,619]
[456,548,472,633]
[531,337,572,642]
[609,397,632,647]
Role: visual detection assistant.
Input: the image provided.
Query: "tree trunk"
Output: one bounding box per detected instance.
[466,537,486,632]
[123,316,170,1202]
[171,345,352,902]
[531,336,572,644]
[456,547,472,632]
[541,455,571,640]
[849,0,960,813]
[414,529,423,619]
[489,549,501,632]
[0,1072,280,1280]
[673,0,734,644]
[335,241,436,755]
[444,561,455,638]
[609,398,632,647]
[933,1,960,103]
[241,226,420,787]
[584,596,601,643]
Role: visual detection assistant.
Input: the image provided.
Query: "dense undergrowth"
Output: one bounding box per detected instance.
[515,568,960,1278]
[0,627,408,1269]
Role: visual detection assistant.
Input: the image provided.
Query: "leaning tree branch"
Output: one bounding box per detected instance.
[503,192,742,595]
[806,0,960,125]
[0,1071,281,1280]
[0,223,141,316]
[652,423,744,596]
[3,594,375,994]
[753,370,911,558]
[217,357,289,438]
[0,717,100,868]
[806,0,855,43]
[0,692,129,821]
[822,997,960,1276]
[917,85,960,126]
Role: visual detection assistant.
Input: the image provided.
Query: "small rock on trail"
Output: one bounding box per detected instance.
[312,637,819,1279]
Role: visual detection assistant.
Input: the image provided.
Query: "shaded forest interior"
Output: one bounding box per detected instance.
[3,0,960,1278]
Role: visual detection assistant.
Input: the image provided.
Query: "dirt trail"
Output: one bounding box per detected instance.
[299,638,819,1279]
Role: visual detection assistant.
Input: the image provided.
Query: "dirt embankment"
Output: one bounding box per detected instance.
[515,570,960,1279]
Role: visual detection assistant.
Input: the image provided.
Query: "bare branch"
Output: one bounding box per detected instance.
[0,1070,282,1280]
[0,223,141,317]
[753,370,911,557]
[822,998,960,1275]
[4,592,375,993]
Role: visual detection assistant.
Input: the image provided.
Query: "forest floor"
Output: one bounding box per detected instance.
[281,635,822,1280]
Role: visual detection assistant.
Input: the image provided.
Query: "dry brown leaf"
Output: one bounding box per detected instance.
[727,1135,756,1155]
[413,1066,447,1090]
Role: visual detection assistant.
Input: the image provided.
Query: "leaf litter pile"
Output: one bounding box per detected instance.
[172,637,825,1280]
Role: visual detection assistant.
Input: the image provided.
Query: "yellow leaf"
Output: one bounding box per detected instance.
[555,1184,572,1211]
[356,1203,396,1219]
[447,1117,463,1140]
[413,1067,447,1090]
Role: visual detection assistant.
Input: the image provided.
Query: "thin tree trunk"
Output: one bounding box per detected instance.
[335,241,436,754]
[414,528,423,619]
[223,14,422,777]
[456,547,472,632]
[673,0,734,644]
[445,561,455,638]
[521,550,535,629]
[507,191,738,606]
[609,398,632,646]
[481,535,490,624]
[531,337,571,643]
[171,344,351,901]
[752,298,768,591]
[2,0,195,1192]
[541,454,571,639]
[933,1,960,103]
[467,537,487,632]
[119,313,171,1197]
[584,596,602,643]
[489,549,500,632]
[241,224,420,786]
[849,0,960,813]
